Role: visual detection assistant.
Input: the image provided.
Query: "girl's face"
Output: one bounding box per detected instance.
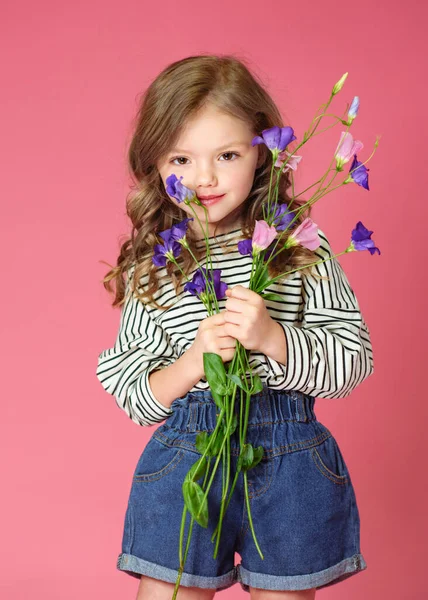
[156,104,263,237]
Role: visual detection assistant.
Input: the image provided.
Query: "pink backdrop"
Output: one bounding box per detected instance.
[2,0,427,598]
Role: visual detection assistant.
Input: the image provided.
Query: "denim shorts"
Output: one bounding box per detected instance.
[116,388,367,593]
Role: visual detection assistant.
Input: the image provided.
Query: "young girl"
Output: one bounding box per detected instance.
[96,54,374,600]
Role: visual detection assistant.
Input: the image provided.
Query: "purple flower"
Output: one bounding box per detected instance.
[251,126,296,154]
[152,229,182,267]
[350,222,380,255]
[168,217,194,243]
[165,173,196,203]
[184,267,228,300]
[238,239,253,256]
[183,269,206,295]
[272,204,295,231]
[238,238,275,262]
[153,218,194,267]
[349,155,370,190]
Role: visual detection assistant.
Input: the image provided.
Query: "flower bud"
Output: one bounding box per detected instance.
[332,72,348,95]
[348,96,360,123]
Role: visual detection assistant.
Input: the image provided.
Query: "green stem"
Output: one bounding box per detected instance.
[194,383,239,524]
[243,471,264,559]
[187,203,220,314]
[235,349,264,559]
[210,468,241,542]
[266,250,351,288]
[263,162,276,222]
[271,95,336,195]
[172,512,196,600]
[211,346,252,553]
[212,376,240,557]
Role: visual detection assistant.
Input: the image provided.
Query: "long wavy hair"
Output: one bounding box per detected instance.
[100,53,321,310]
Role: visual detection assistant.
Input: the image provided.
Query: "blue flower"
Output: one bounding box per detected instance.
[165,173,196,203]
[184,267,228,300]
[237,239,253,256]
[153,218,194,267]
[272,204,295,231]
[183,269,206,295]
[349,154,370,190]
[251,126,296,154]
[348,96,360,123]
[350,221,380,255]
[237,238,275,262]
[168,217,194,243]
[152,229,182,267]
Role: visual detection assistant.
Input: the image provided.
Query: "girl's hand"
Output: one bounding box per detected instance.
[224,285,278,353]
[190,312,237,378]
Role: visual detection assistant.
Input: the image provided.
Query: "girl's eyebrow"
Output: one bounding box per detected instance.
[170,141,249,154]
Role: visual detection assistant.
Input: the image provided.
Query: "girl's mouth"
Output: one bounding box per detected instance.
[199,194,225,206]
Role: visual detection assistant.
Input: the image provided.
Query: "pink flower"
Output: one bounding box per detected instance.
[285,218,321,250]
[334,132,364,169]
[274,150,302,171]
[252,220,278,254]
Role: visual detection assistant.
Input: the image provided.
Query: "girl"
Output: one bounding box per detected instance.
[96,54,373,600]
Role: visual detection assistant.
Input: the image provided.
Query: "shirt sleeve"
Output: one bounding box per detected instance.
[262,229,374,398]
[95,281,178,427]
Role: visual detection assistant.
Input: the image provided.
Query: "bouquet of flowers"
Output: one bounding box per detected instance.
[151,72,380,599]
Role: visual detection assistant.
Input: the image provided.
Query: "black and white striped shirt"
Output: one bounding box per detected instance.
[96,227,374,427]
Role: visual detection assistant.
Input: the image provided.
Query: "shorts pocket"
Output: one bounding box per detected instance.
[309,435,350,486]
[133,438,185,483]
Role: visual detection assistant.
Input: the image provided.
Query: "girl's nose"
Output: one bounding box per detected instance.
[194,167,218,188]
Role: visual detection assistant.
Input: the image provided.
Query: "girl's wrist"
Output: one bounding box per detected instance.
[184,344,205,380]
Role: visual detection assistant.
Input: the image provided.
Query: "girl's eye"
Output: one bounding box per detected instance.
[220,152,239,161]
[170,152,239,166]
[170,156,189,166]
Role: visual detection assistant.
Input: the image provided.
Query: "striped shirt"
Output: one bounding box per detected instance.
[96,227,374,427]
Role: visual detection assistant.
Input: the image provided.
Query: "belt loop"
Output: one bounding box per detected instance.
[299,395,308,422]
[290,390,308,422]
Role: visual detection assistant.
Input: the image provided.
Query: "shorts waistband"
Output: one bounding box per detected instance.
[166,389,317,432]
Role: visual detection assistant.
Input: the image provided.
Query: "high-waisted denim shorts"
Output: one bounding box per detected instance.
[116,388,367,593]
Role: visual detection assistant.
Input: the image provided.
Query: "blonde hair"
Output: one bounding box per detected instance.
[100,53,318,310]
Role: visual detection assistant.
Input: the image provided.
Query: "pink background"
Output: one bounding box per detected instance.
[2,0,427,598]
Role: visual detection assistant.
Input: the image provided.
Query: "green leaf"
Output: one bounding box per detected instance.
[216,383,228,396]
[250,445,264,469]
[237,443,254,472]
[211,432,224,456]
[211,391,224,410]
[186,457,208,482]
[195,431,209,454]
[260,292,284,302]
[226,373,249,392]
[229,413,238,436]
[220,413,238,436]
[203,352,228,409]
[250,374,264,395]
[196,431,223,457]
[226,373,243,388]
[182,480,208,528]
[203,352,227,387]
[253,266,271,293]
